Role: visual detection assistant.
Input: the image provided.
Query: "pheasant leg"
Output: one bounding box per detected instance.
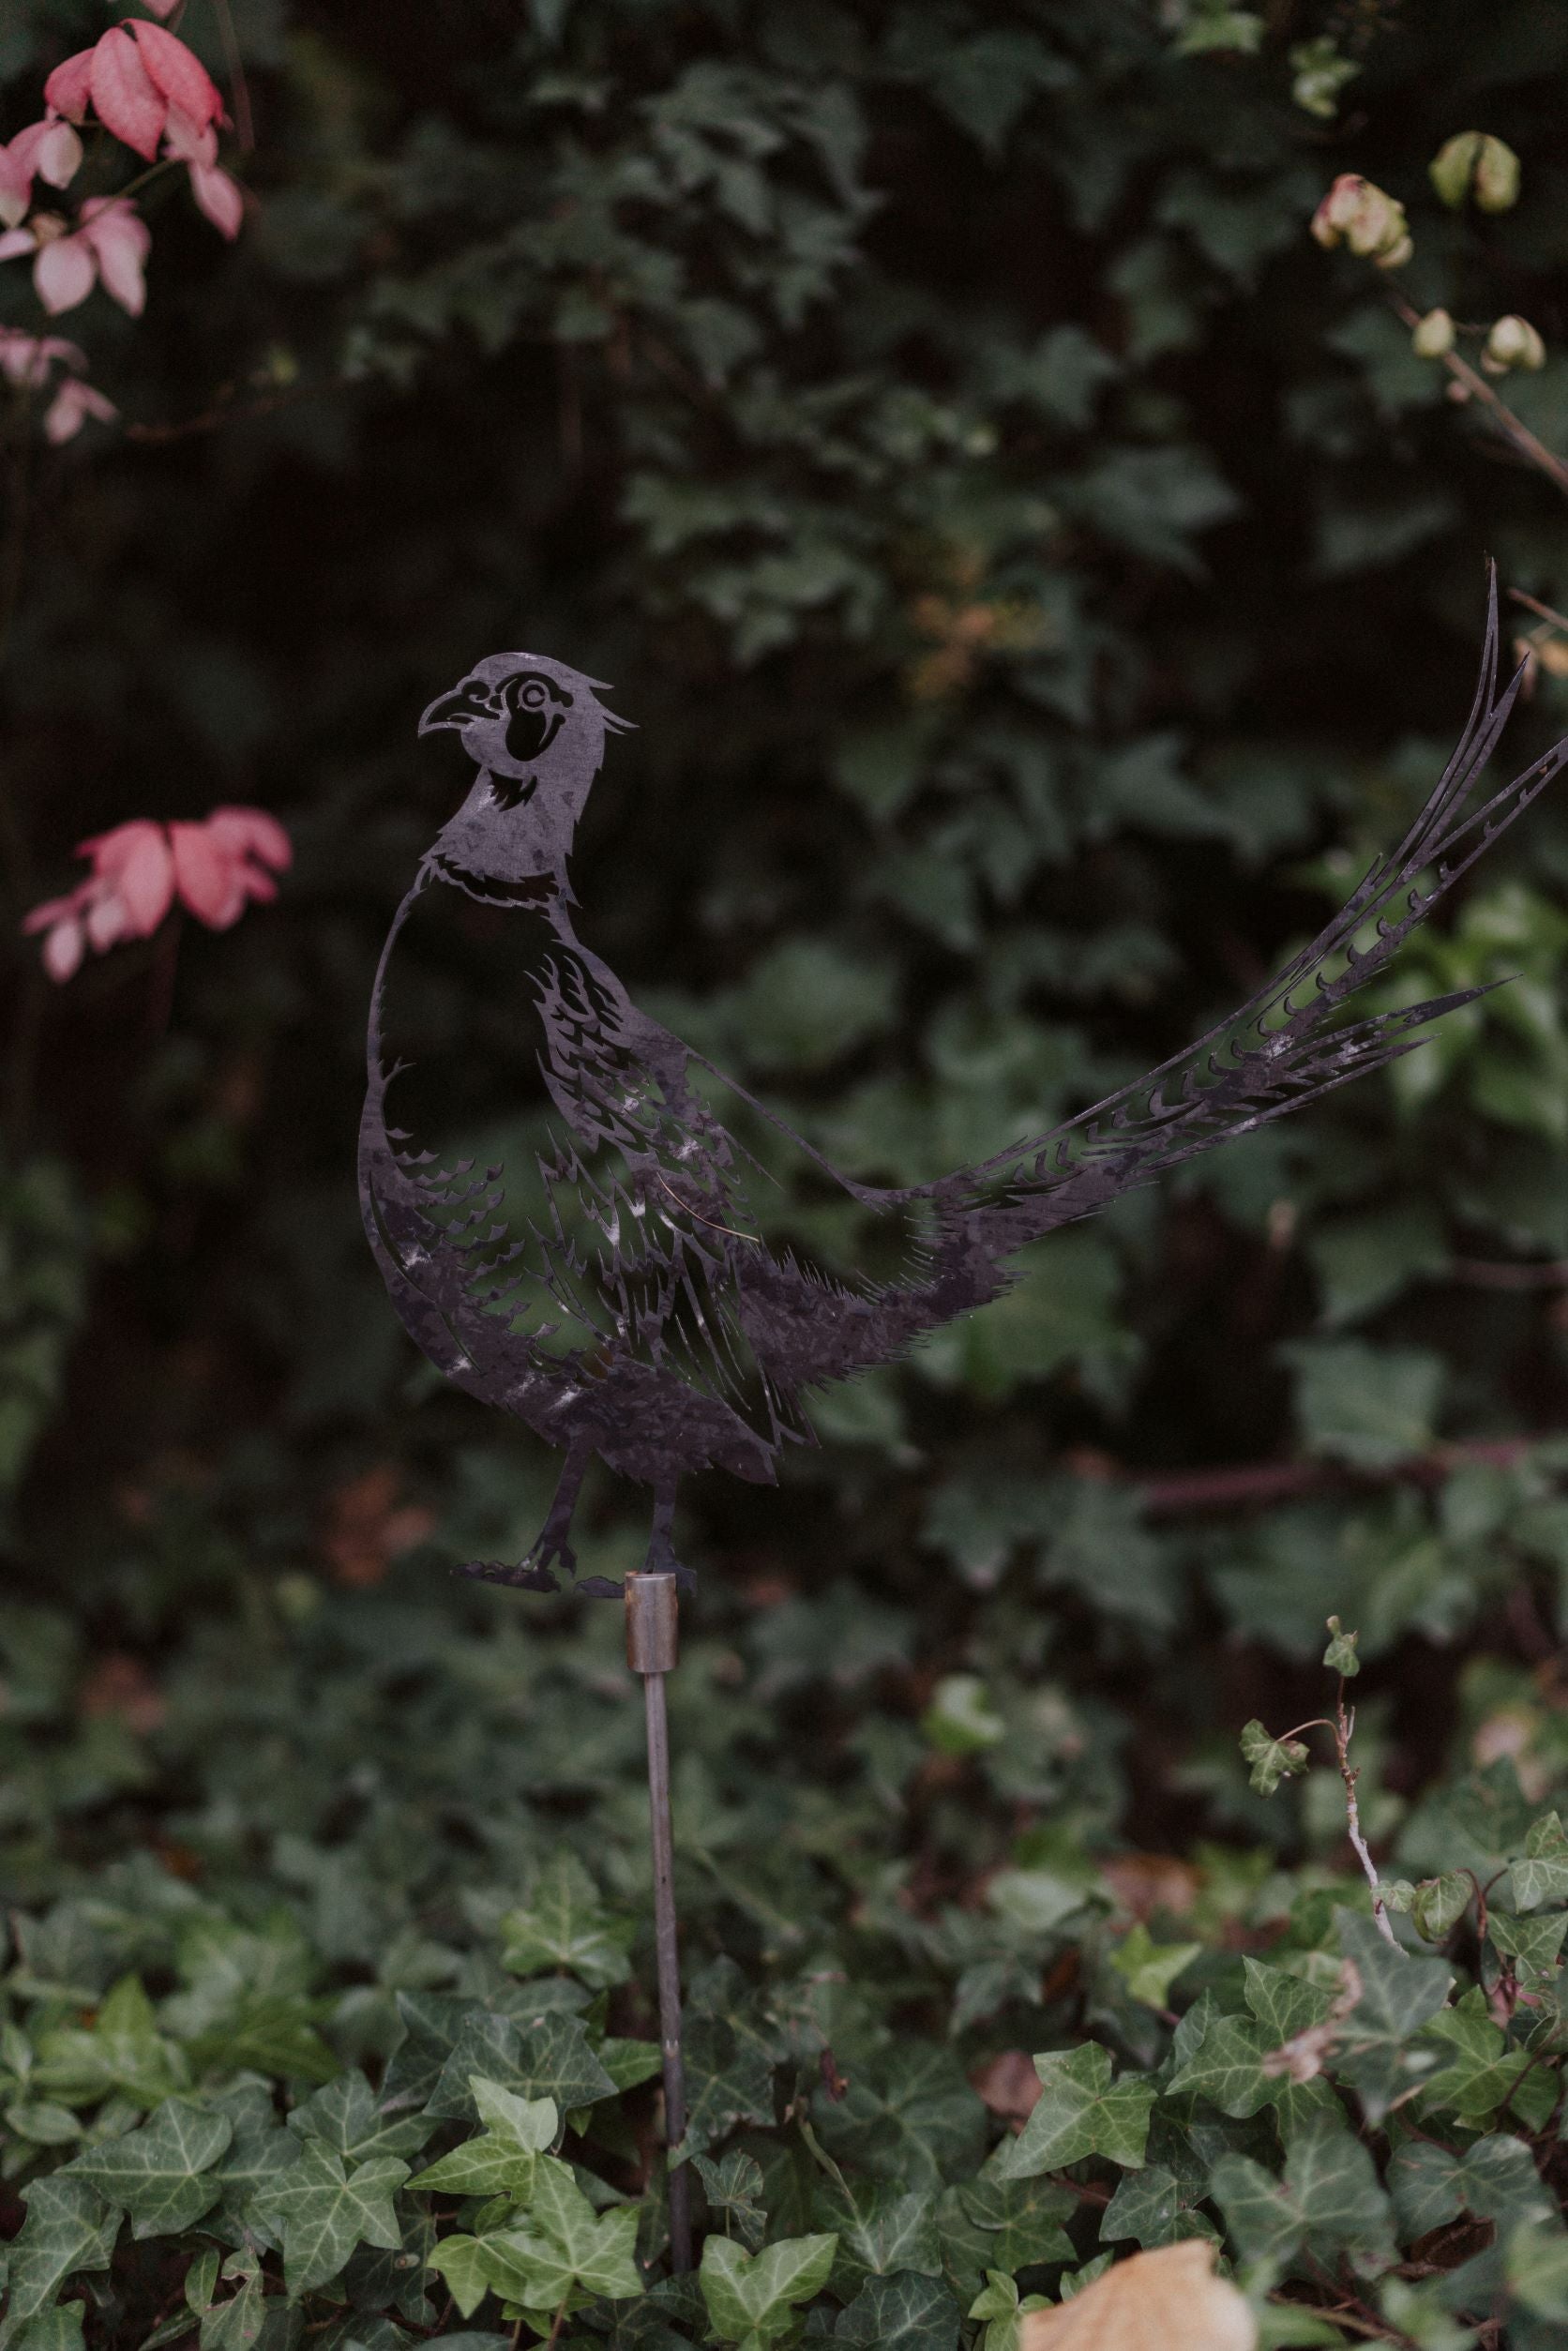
[456,1442,591,1592]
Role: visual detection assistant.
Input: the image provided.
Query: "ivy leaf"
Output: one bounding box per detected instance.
[1240,1720,1311,1798]
[197,2251,274,2351]
[1489,1907,1568,1982]
[1322,1616,1361,1678]
[935,2168,1076,2301]
[694,2152,768,2251]
[411,2136,538,2199]
[32,1977,188,2111]
[1389,2133,1553,2241]
[1332,1909,1454,2123]
[1506,2223,1568,2323]
[813,2044,987,2190]
[287,2072,434,2164]
[820,2184,941,2291]
[425,2236,495,2322]
[6,2178,122,2326]
[1419,1986,1551,2125]
[1100,2164,1219,2252]
[7,2305,91,2351]
[498,1854,635,1992]
[378,1993,469,2115]
[256,2140,409,2298]
[699,2232,837,2348]
[414,2074,556,2193]
[833,2269,962,2350]
[475,2078,560,2148]
[1410,1874,1471,1940]
[994,2043,1155,2177]
[65,2098,232,2238]
[1165,2015,1275,2120]
[1214,2121,1395,2268]
[1109,1924,1200,2012]
[425,2010,614,2122]
[478,2159,643,2310]
[1508,1813,1568,1912]
[596,2040,662,2094]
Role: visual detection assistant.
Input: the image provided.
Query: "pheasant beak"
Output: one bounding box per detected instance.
[419,679,496,734]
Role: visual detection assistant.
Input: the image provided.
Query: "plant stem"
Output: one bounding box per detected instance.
[1386,287,1568,504]
[1334,1682,1397,1946]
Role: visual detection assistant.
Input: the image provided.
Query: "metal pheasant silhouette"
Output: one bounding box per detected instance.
[361,579,1565,1597]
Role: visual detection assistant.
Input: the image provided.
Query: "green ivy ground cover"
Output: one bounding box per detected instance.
[7,0,1568,2344]
[8,1581,1568,2349]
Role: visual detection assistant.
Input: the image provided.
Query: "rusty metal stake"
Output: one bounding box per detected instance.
[625,1569,692,2273]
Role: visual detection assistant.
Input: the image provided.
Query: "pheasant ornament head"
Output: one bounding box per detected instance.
[418,653,634,896]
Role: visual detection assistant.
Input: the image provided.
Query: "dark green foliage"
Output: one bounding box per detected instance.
[7,0,1568,2343]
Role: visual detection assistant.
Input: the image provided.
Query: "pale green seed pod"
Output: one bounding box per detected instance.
[1430,130,1521,212]
[1411,308,1455,359]
[1473,134,1521,212]
[1485,313,1545,371]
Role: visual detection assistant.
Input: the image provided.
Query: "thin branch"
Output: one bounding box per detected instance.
[1447,1254,1568,1289]
[211,0,256,151]
[1137,1432,1548,1518]
[1386,286,1568,505]
[126,375,343,445]
[1333,1681,1397,1945]
[1508,587,1568,637]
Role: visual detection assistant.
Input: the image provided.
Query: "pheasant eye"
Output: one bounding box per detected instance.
[520,682,547,708]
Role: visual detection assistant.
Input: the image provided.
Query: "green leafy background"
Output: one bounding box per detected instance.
[6,2,1568,2345]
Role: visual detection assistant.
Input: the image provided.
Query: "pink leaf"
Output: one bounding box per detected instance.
[85,889,133,951]
[34,234,97,316]
[41,914,86,982]
[11,119,83,192]
[0,226,38,262]
[81,200,149,316]
[162,104,217,167]
[88,821,174,935]
[171,821,246,928]
[189,161,243,240]
[0,151,30,231]
[44,377,116,443]
[23,888,87,935]
[208,806,293,870]
[128,22,222,129]
[43,50,96,125]
[91,28,166,161]
[35,120,84,189]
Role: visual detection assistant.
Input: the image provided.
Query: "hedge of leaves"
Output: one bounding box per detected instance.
[8,1589,1568,2349]
[8,0,1568,2345]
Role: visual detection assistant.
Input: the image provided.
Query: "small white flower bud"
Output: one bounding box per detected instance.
[1411,308,1455,358]
[1485,313,1545,372]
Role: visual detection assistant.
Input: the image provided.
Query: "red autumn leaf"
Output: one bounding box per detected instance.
[90,28,165,161]
[43,49,95,124]
[128,20,223,130]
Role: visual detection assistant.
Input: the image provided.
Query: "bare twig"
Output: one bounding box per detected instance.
[211,0,256,151]
[1333,1680,1397,1945]
[1137,1432,1549,1517]
[1508,587,1568,637]
[1386,286,1568,504]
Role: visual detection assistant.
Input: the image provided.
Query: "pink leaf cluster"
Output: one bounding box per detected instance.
[0,118,83,228]
[0,199,151,318]
[0,19,242,320]
[0,326,115,442]
[23,808,293,983]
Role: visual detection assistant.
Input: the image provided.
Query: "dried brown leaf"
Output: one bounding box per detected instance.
[1019,2241,1256,2351]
